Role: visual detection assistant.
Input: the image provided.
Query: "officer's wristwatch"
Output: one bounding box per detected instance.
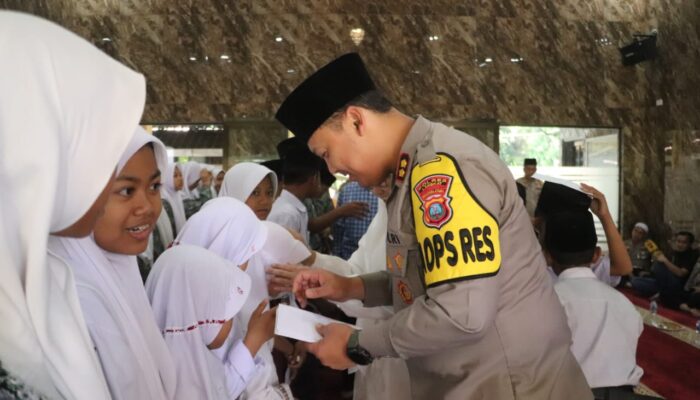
[346,329,374,365]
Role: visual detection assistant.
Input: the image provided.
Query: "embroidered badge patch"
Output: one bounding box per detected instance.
[397,280,413,305]
[413,174,454,229]
[395,153,410,183]
[393,251,404,271]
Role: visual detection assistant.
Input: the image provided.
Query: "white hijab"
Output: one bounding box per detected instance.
[180,161,202,200]
[47,128,176,400]
[146,245,251,400]
[175,197,268,266]
[175,199,299,400]
[218,162,278,202]
[0,11,145,399]
[162,163,187,234]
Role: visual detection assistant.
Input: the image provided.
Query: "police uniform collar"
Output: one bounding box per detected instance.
[393,116,433,187]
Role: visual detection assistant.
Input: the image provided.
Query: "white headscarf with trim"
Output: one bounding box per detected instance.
[0,11,145,399]
[146,245,251,400]
[47,128,176,400]
[218,162,278,204]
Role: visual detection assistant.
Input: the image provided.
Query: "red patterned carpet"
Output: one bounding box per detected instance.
[619,287,700,399]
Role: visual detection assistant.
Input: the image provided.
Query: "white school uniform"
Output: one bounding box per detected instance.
[268,189,310,244]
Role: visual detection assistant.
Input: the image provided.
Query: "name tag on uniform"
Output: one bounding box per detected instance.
[410,153,501,287]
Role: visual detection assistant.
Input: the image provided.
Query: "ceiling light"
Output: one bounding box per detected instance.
[287,68,296,74]
[189,56,197,61]
[485,57,493,63]
[101,37,111,42]
[275,36,283,42]
[220,54,230,60]
[350,28,365,46]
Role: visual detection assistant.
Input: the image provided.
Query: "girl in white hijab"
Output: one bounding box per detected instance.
[181,161,206,219]
[162,163,187,234]
[219,162,278,220]
[146,244,265,400]
[180,161,203,200]
[176,198,300,399]
[47,128,177,400]
[0,11,144,399]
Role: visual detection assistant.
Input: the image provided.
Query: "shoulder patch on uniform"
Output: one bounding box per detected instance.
[410,153,501,288]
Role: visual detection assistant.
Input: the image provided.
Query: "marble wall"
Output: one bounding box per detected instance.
[2,0,698,238]
[664,130,700,239]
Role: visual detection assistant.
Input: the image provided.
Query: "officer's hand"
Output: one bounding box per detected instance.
[292,269,362,308]
[338,201,369,218]
[580,183,610,220]
[306,323,356,370]
[267,263,310,296]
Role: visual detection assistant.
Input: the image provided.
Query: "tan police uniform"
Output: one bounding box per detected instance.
[515,176,543,218]
[358,116,592,399]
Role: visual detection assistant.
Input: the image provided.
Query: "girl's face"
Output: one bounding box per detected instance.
[214,171,225,193]
[173,166,184,191]
[93,146,162,255]
[245,176,275,220]
[207,318,233,350]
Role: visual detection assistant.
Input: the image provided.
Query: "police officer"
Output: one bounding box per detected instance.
[276,53,592,399]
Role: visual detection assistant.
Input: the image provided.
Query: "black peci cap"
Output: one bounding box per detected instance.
[524,158,537,166]
[276,137,322,170]
[260,159,283,179]
[545,210,598,253]
[535,181,591,218]
[275,53,376,142]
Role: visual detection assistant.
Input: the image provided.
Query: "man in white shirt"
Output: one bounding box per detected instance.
[268,139,322,244]
[544,209,653,400]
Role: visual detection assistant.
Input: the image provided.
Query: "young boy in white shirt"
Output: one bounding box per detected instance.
[544,209,654,400]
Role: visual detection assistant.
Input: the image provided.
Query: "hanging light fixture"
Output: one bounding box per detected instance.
[350,28,365,46]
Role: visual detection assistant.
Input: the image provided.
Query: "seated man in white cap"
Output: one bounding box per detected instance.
[625,222,652,276]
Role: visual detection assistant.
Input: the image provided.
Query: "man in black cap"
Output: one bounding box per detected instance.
[276,53,591,399]
[516,158,543,221]
[544,210,652,400]
[270,138,369,247]
[268,138,323,244]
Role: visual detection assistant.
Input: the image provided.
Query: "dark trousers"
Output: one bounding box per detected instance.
[631,262,686,308]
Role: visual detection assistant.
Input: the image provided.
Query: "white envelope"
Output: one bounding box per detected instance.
[274,304,360,343]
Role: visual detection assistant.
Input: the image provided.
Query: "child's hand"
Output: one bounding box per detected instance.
[580,183,610,220]
[267,264,310,296]
[244,300,277,357]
